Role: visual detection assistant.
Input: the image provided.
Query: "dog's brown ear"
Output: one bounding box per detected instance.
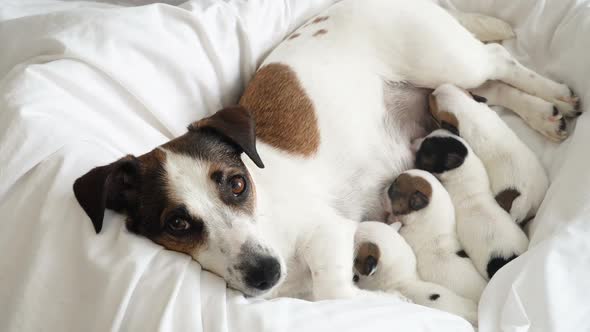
[73,155,140,233]
[189,105,264,168]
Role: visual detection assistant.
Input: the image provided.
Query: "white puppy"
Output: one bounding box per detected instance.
[415,130,529,279]
[387,169,487,302]
[429,84,549,224]
[354,221,478,325]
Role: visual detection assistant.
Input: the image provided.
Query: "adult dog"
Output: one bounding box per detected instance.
[73,0,579,301]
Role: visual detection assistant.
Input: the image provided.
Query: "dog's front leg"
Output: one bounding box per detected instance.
[302,218,407,302]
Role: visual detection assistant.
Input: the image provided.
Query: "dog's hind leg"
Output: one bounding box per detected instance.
[394,5,579,117]
[483,43,580,117]
[471,81,570,141]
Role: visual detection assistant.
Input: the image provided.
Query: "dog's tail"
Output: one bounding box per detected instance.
[449,11,515,42]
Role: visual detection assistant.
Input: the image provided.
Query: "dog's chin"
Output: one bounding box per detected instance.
[228,266,287,298]
[230,278,284,298]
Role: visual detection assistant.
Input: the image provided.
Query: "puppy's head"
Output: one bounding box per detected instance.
[415,129,468,174]
[73,106,285,297]
[387,170,432,225]
[353,222,417,290]
[428,83,487,136]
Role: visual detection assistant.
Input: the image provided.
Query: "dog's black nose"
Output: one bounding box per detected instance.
[244,256,281,291]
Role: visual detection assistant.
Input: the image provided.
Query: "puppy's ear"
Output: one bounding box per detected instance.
[189,105,264,168]
[409,191,429,211]
[415,138,437,172]
[73,155,140,233]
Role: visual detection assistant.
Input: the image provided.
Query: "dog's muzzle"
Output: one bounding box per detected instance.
[242,255,282,291]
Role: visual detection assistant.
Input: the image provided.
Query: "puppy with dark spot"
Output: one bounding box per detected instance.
[388,169,487,301]
[354,222,478,326]
[415,130,529,279]
[429,84,549,224]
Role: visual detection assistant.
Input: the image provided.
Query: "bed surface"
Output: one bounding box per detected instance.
[1,0,589,331]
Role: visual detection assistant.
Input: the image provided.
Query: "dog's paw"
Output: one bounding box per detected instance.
[554,87,581,118]
[528,103,569,142]
[539,115,568,142]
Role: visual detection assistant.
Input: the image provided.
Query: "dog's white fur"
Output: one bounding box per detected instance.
[354,221,478,325]
[143,0,578,300]
[431,84,550,223]
[393,169,487,301]
[416,130,529,279]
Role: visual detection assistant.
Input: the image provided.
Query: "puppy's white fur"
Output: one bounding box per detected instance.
[416,130,529,279]
[394,169,487,302]
[354,222,478,325]
[431,84,549,223]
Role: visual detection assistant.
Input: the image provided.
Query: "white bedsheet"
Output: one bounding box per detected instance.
[0,1,589,331]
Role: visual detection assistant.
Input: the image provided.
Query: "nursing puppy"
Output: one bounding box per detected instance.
[354,221,478,325]
[415,130,529,279]
[429,84,549,224]
[388,169,487,301]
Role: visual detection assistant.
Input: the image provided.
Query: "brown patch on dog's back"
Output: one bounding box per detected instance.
[239,63,320,156]
[495,188,521,213]
[313,29,327,37]
[354,242,381,276]
[288,33,300,40]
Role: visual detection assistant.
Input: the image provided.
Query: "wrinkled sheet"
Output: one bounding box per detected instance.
[0,0,589,331]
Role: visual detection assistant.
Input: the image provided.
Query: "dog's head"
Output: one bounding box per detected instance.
[414,129,468,175]
[387,170,432,225]
[73,106,285,297]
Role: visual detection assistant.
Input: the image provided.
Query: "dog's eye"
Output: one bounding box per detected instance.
[166,217,191,233]
[229,175,246,196]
